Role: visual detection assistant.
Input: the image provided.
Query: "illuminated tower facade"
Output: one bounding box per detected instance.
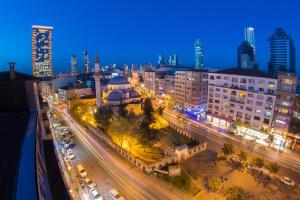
[194,39,204,69]
[32,25,53,77]
[83,50,89,74]
[71,55,77,74]
[244,26,256,59]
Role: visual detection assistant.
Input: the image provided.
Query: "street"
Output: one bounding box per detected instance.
[163,109,300,175]
[54,107,190,200]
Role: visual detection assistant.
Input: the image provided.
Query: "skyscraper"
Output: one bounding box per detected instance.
[168,54,178,66]
[237,41,255,69]
[158,54,165,66]
[32,25,53,77]
[244,26,256,59]
[71,55,77,74]
[83,50,89,74]
[268,28,296,77]
[194,39,204,69]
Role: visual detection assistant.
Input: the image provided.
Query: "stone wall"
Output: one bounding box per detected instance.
[85,123,207,173]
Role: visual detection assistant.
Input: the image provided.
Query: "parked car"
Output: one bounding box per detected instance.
[280,176,295,186]
[109,189,125,200]
[84,177,97,189]
[76,164,87,178]
[90,188,102,200]
[66,149,75,160]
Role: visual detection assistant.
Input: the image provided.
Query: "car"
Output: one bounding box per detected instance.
[65,161,72,171]
[90,188,102,200]
[84,177,97,189]
[76,164,87,178]
[65,149,75,160]
[280,176,295,186]
[109,189,125,200]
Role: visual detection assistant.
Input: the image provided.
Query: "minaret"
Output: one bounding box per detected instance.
[95,52,100,73]
[93,53,102,109]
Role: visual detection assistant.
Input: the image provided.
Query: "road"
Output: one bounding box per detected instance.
[163,109,300,174]
[57,107,190,200]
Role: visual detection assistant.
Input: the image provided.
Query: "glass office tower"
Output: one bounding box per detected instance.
[194,39,204,69]
[268,28,296,77]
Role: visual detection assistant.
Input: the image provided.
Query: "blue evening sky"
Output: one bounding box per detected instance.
[0,0,299,75]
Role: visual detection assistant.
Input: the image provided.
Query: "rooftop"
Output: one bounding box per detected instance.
[211,68,272,78]
[109,75,129,85]
[0,71,40,81]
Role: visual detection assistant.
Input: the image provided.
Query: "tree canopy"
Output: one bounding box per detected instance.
[225,186,244,200]
[222,143,234,156]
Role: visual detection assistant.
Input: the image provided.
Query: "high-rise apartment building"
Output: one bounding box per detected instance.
[32,25,53,77]
[207,68,277,131]
[272,72,297,135]
[174,70,208,110]
[83,50,89,74]
[237,41,255,69]
[244,26,256,59]
[168,54,178,66]
[268,28,296,77]
[158,54,165,66]
[71,54,77,74]
[194,39,204,69]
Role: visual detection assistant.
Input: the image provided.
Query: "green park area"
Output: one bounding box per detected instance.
[155,169,201,196]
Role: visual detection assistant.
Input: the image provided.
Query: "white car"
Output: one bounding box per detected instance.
[90,188,102,200]
[109,189,125,200]
[66,149,75,160]
[76,164,87,178]
[280,176,295,186]
[84,177,97,189]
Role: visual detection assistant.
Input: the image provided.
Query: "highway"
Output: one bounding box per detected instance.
[57,108,189,200]
[163,109,300,174]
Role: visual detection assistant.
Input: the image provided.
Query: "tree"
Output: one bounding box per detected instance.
[225,186,244,200]
[107,118,133,147]
[207,176,221,192]
[137,117,159,152]
[252,157,264,168]
[170,130,183,148]
[222,143,234,156]
[142,97,154,122]
[94,106,113,133]
[266,162,279,175]
[238,151,248,164]
[118,103,127,117]
[149,113,169,130]
[157,106,164,115]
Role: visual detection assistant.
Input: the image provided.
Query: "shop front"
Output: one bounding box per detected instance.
[206,114,230,129]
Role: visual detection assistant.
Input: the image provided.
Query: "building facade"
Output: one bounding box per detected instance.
[58,86,93,102]
[268,28,296,77]
[32,25,53,77]
[194,39,204,69]
[174,70,208,110]
[207,68,277,131]
[272,72,297,134]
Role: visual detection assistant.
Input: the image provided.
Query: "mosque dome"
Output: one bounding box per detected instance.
[107,90,125,101]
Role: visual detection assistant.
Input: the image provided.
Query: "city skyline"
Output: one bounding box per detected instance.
[0,0,299,76]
